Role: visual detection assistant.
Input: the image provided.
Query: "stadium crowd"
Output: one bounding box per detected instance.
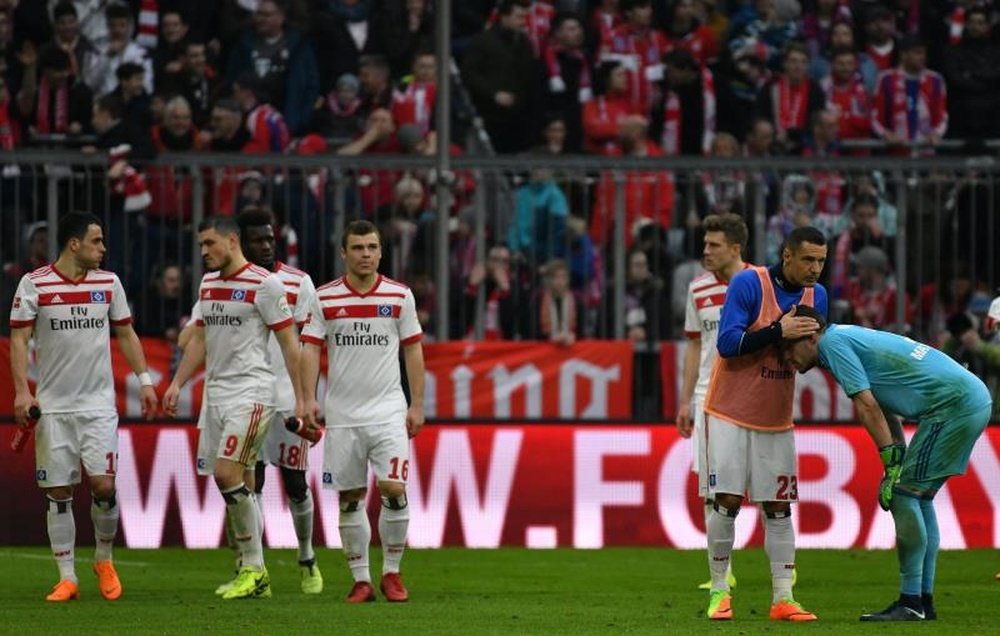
[1,0,999,403]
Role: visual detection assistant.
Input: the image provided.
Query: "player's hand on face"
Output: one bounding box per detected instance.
[779,305,819,340]
[139,386,159,420]
[406,406,424,439]
[676,403,692,438]
[162,383,180,417]
[13,392,38,426]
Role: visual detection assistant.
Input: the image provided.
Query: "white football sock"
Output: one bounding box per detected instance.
[91,492,119,562]
[222,484,263,569]
[339,503,371,583]
[378,497,409,574]
[706,504,737,592]
[47,496,77,583]
[764,511,795,603]
[290,491,315,563]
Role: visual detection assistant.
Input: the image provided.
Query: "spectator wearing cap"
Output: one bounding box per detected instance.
[756,41,826,153]
[226,0,319,134]
[462,0,541,154]
[15,44,93,139]
[159,40,221,128]
[233,73,290,154]
[540,12,590,154]
[380,0,435,78]
[391,49,437,137]
[600,0,668,114]
[653,48,715,156]
[311,72,364,140]
[49,1,99,81]
[872,36,947,155]
[943,7,1000,142]
[844,245,911,332]
[583,61,640,155]
[85,3,153,96]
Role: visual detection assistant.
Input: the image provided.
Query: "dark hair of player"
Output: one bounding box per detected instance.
[786,304,827,331]
[236,206,275,234]
[57,212,102,250]
[341,219,381,249]
[703,213,747,250]
[198,216,241,237]
[784,226,826,254]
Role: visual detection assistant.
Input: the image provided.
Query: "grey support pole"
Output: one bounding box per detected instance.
[434,0,452,341]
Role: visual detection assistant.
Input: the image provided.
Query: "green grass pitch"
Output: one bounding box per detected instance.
[1,547,998,634]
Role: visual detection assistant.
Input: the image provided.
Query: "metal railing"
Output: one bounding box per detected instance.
[2,151,998,348]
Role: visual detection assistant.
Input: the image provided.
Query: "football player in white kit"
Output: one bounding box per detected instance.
[9,212,159,602]
[163,216,303,600]
[236,207,323,594]
[676,213,748,591]
[300,219,426,603]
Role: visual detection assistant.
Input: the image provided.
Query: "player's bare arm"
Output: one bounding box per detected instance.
[299,341,323,428]
[676,337,700,438]
[9,325,39,425]
[403,342,425,438]
[113,323,159,419]
[850,389,894,448]
[163,325,206,416]
[273,323,304,415]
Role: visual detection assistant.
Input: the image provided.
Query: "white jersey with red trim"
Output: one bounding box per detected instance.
[684,271,731,401]
[268,262,316,412]
[301,274,423,427]
[9,266,132,413]
[194,263,294,407]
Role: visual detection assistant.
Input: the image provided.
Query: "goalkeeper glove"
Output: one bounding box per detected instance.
[878,443,906,511]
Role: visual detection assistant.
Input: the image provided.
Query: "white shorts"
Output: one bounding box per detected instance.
[706,414,798,503]
[35,411,118,487]
[321,423,409,491]
[260,410,311,471]
[196,402,274,476]
[691,399,709,497]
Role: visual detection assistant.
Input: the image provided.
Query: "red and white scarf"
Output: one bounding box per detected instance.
[774,77,809,135]
[36,77,69,134]
[327,92,361,118]
[660,67,715,155]
[543,43,593,102]
[391,81,437,135]
[137,0,159,50]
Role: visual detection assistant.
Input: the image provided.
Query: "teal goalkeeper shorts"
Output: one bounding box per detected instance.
[897,401,992,497]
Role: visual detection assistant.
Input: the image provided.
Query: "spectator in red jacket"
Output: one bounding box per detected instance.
[601,0,669,113]
[583,60,640,154]
[590,116,675,248]
[821,47,871,143]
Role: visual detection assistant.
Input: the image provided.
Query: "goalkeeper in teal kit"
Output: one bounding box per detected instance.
[782,306,992,622]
